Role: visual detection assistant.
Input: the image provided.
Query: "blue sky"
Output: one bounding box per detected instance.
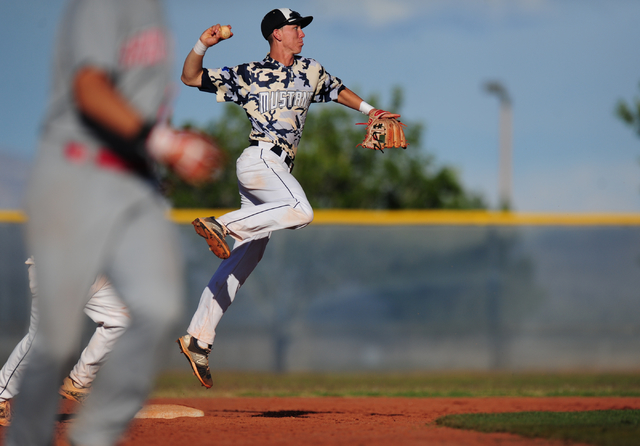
[1,0,640,211]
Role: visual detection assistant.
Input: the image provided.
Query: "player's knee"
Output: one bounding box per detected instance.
[112,313,130,329]
[293,202,314,226]
[96,309,130,329]
[303,207,314,225]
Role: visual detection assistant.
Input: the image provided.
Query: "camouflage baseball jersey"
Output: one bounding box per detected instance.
[200,54,345,159]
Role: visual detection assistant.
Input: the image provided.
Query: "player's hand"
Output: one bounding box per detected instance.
[370,109,401,120]
[199,24,233,47]
[147,126,224,185]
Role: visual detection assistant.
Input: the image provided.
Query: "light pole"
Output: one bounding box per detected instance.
[484,81,512,211]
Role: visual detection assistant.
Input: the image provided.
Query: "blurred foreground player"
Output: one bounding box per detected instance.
[0,258,129,427]
[5,0,222,445]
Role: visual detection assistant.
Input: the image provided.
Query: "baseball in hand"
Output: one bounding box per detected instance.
[219,26,231,39]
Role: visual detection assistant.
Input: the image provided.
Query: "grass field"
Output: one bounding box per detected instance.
[436,410,640,446]
[152,370,640,398]
[151,371,640,445]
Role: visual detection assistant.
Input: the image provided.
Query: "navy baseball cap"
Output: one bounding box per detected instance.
[261,8,313,40]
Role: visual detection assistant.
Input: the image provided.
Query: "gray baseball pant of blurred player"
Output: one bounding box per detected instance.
[6,154,183,446]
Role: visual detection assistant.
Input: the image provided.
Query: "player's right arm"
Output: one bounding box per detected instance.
[74,67,145,139]
[181,25,232,87]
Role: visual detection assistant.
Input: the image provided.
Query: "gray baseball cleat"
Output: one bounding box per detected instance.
[192,217,231,259]
[177,334,213,388]
[59,376,90,403]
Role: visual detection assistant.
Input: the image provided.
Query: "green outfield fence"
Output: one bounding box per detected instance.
[2,209,640,373]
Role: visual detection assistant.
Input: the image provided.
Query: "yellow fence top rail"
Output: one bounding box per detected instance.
[172,209,640,226]
[4,209,640,226]
[0,210,28,223]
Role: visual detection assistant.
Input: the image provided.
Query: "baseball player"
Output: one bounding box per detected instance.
[5,0,221,445]
[0,258,129,427]
[176,8,400,387]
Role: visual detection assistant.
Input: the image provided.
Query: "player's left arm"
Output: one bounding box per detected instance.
[336,87,400,119]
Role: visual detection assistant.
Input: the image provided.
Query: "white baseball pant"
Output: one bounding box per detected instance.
[187,144,312,345]
[0,259,129,402]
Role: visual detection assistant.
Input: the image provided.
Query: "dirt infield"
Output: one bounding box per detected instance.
[2,397,640,445]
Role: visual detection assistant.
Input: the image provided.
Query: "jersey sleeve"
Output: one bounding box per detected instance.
[68,0,120,72]
[199,66,249,104]
[312,65,345,103]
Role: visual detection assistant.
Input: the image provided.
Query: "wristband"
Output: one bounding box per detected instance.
[137,122,155,144]
[359,101,374,115]
[193,39,208,56]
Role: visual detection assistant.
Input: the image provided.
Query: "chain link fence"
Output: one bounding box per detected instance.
[2,214,640,372]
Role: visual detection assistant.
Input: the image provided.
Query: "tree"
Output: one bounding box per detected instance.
[163,87,485,209]
[162,105,250,208]
[616,83,640,138]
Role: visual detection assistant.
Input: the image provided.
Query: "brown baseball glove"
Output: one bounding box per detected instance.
[357,109,408,152]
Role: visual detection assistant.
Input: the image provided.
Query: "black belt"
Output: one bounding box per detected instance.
[250,140,294,171]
